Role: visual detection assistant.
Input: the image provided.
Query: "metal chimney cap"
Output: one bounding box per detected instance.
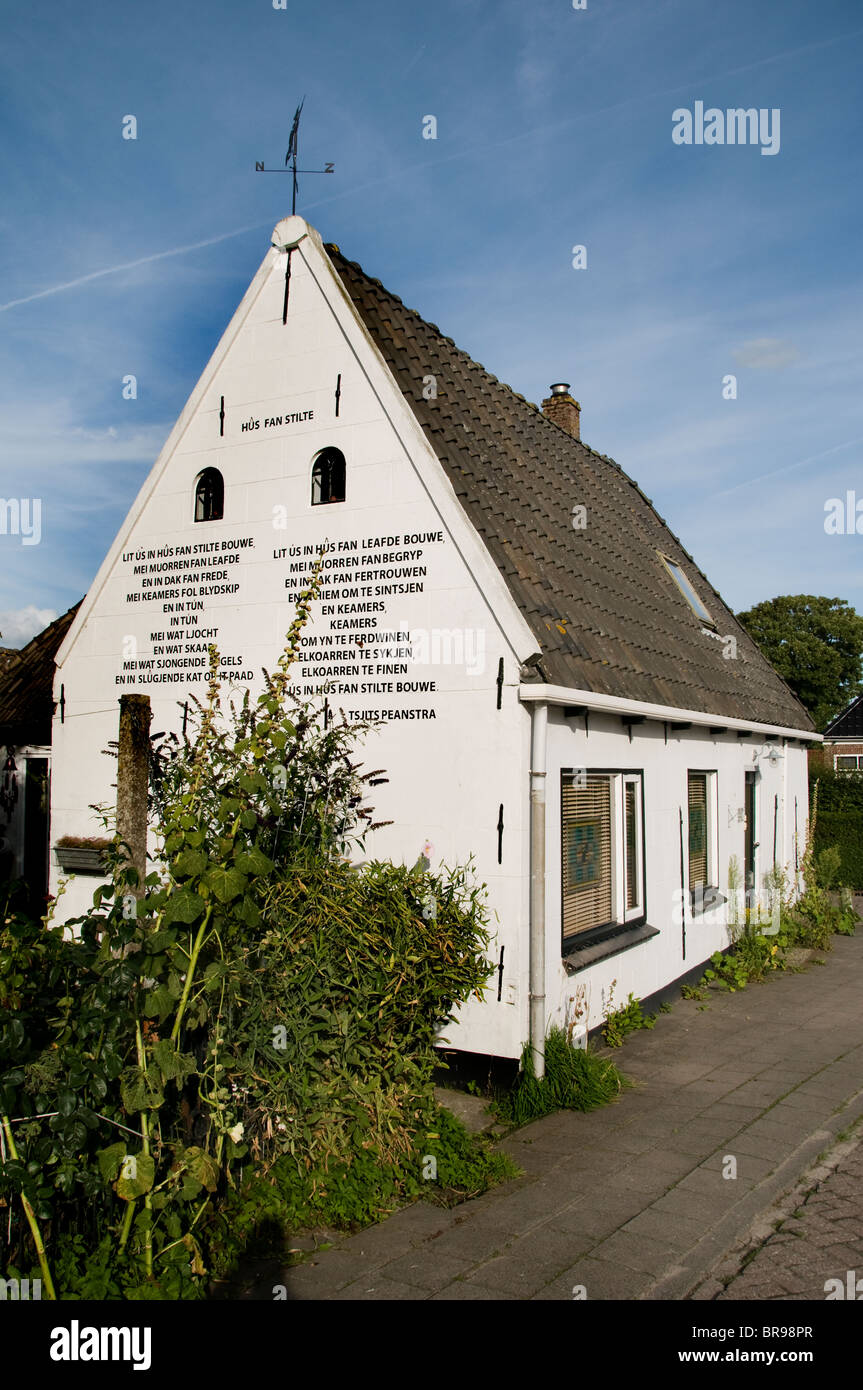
[549,382,571,396]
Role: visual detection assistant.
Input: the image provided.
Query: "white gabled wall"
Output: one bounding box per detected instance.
[49,217,539,1060]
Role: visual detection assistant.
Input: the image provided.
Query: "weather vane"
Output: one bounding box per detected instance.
[255,98,334,215]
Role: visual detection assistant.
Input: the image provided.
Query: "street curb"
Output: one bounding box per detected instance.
[642,1087,863,1301]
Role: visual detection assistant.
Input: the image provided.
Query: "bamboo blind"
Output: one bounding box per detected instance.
[562,775,613,938]
[688,772,708,889]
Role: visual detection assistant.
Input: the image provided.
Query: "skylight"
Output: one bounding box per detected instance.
[660,554,715,627]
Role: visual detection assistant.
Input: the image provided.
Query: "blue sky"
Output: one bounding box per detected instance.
[2,0,862,646]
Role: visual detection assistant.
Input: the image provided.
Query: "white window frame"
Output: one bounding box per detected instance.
[834,753,863,772]
[658,552,716,628]
[561,769,645,943]
[619,774,644,923]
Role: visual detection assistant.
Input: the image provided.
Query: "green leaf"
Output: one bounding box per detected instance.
[173,847,208,879]
[237,895,261,928]
[203,961,227,991]
[237,844,275,876]
[145,929,178,953]
[204,866,248,904]
[151,1038,197,1086]
[143,983,176,1022]
[57,1089,76,1117]
[96,1141,127,1185]
[115,1152,155,1200]
[120,1066,165,1113]
[183,1146,219,1192]
[163,888,206,925]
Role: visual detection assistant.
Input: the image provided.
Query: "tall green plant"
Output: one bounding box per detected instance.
[1,556,498,1297]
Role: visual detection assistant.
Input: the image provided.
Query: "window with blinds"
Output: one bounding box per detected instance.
[562,775,614,939]
[688,772,708,890]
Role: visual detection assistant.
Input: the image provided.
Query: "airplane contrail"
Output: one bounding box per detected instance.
[712,436,863,499]
[0,220,271,313]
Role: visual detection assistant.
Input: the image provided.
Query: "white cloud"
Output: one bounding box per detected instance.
[733,337,801,369]
[0,605,58,648]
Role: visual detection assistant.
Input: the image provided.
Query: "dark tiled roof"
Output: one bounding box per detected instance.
[824,695,863,739]
[0,604,81,744]
[327,246,813,731]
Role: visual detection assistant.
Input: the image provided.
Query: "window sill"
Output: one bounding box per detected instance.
[563,920,660,974]
[690,888,726,916]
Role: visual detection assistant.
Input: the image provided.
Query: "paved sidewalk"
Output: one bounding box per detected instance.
[245,933,863,1301]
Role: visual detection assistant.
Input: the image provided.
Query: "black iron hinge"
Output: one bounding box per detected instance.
[282,248,293,324]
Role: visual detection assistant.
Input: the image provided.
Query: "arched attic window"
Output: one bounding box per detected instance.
[311,447,346,505]
[194,467,224,522]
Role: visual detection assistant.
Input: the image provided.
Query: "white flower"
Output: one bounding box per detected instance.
[228,1123,244,1143]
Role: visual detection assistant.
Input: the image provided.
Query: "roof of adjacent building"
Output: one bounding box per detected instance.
[326,244,814,732]
[823,695,863,740]
[0,604,81,744]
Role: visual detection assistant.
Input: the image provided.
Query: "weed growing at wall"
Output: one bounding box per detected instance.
[601,988,657,1048]
[686,803,858,997]
[492,1026,628,1128]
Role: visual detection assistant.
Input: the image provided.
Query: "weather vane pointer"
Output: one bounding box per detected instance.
[255,98,334,215]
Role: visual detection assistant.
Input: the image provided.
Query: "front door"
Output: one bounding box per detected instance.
[744,770,757,904]
[23,757,50,914]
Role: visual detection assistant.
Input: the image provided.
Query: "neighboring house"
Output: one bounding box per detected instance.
[818,696,863,771]
[48,216,818,1061]
[0,604,81,908]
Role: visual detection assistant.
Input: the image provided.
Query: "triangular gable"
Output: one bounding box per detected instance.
[823,694,863,739]
[55,218,538,679]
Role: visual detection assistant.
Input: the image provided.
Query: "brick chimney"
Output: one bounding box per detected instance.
[541,382,580,440]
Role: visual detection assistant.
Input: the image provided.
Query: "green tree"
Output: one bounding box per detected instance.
[737,595,863,730]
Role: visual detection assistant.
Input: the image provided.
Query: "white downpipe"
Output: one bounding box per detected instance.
[529,701,548,1080]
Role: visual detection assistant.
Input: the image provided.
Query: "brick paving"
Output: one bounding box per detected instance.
[700,1129,863,1301]
[239,931,863,1301]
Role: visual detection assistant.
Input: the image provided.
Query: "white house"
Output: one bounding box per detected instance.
[49,215,818,1066]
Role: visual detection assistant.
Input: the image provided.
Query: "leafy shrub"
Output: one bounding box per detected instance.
[814,813,863,889]
[0,564,504,1299]
[810,770,863,888]
[810,768,863,813]
[703,933,784,992]
[206,1105,517,1282]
